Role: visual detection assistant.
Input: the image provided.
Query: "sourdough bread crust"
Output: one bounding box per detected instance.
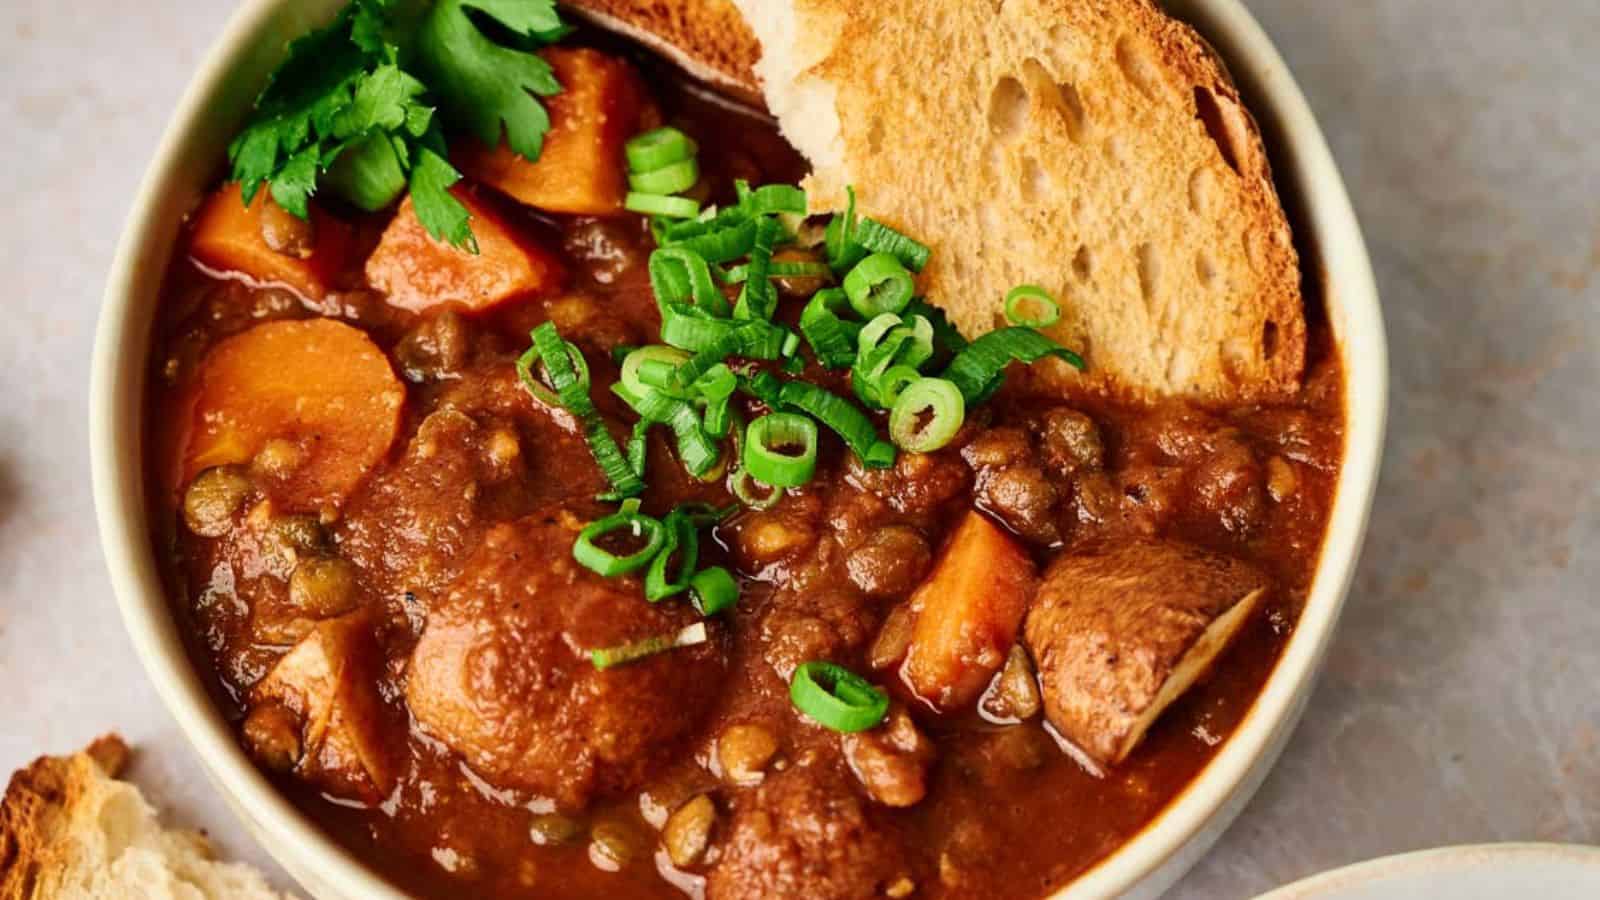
[737,0,1307,402]
[563,0,764,101]
[0,736,292,900]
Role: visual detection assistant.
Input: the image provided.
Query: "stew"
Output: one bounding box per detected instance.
[145,19,1342,900]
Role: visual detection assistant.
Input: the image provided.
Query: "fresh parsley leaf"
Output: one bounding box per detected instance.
[409,145,476,253]
[270,146,321,219]
[415,0,564,161]
[226,0,569,251]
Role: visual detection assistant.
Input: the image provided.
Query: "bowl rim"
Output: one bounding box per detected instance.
[89,1,1387,898]
[1252,843,1600,900]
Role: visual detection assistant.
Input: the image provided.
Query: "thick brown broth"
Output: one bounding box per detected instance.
[146,43,1343,900]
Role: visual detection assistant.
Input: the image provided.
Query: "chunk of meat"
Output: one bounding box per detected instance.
[189,183,351,300]
[365,187,566,313]
[841,705,935,807]
[761,588,874,683]
[182,319,405,510]
[1023,540,1269,765]
[251,613,396,801]
[405,515,723,809]
[706,766,908,900]
[453,48,645,215]
[900,512,1036,711]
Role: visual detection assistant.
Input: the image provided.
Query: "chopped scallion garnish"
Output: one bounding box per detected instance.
[626,192,701,219]
[842,252,915,319]
[889,377,965,452]
[1003,284,1062,328]
[573,506,667,577]
[789,660,889,732]
[625,126,697,172]
[743,413,819,487]
[591,622,709,670]
[689,566,739,616]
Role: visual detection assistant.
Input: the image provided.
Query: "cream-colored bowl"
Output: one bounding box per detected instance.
[90,1,1386,897]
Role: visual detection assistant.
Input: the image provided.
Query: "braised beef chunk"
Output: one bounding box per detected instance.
[406,516,724,809]
[1023,541,1270,765]
[707,766,910,900]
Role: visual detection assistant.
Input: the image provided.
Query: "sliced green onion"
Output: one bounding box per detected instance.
[799,288,861,369]
[730,469,782,510]
[855,218,931,272]
[780,330,802,357]
[780,355,805,375]
[667,217,757,264]
[876,365,923,407]
[613,383,721,477]
[645,508,700,601]
[621,345,692,399]
[851,314,934,409]
[735,181,807,216]
[843,252,915,318]
[733,218,782,322]
[626,420,650,478]
[738,370,784,409]
[629,158,699,194]
[743,413,819,487]
[940,327,1086,405]
[689,566,739,616]
[905,299,969,357]
[650,247,728,316]
[591,622,708,670]
[777,380,896,469]
[574,508,667,577]
[825,185,866,272]
[626,192,701,219]
[721,260,832,283]
[789,660,889,732]
[697,365,738,439]
[670,320,786,388]
[523,323,642,498]
[582,417,646,500]
[888,377,965,452]
[1003,284,1062,328]
[626,127,697,172]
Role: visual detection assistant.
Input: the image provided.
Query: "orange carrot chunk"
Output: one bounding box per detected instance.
[900,511,1038,711]
[453,48,645,215]
[184,319,405,510]
[365,186,566,313]
[189,183,351,301]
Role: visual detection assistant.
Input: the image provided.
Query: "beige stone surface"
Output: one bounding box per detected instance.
[1,1,1596,897]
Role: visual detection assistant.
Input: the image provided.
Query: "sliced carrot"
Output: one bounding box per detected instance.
[189,183,351,301]
[365,186,566,313]
[900,511,1038,711]
[184,319,404,510]
[453,48,645,215]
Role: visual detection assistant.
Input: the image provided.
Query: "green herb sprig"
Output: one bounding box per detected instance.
[227,0,567,251]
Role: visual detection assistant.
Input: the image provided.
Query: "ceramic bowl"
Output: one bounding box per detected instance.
[90,0,1387,896]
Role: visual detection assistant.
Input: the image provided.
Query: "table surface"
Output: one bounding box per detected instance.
[4,1,1597,897]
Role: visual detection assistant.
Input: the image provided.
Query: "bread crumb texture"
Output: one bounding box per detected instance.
[1,736,295,900]
[736,0,1307,402]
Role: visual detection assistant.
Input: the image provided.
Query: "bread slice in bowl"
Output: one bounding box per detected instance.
[730,0,1306,403]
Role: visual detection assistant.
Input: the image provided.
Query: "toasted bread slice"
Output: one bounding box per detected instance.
[733,0,1306,402]
[563,0,763,102]
[0,736,294,899]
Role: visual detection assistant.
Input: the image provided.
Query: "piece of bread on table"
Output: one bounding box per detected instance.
[562,0,763,102]
[0,735,294,900]
[733,0,1306,403]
